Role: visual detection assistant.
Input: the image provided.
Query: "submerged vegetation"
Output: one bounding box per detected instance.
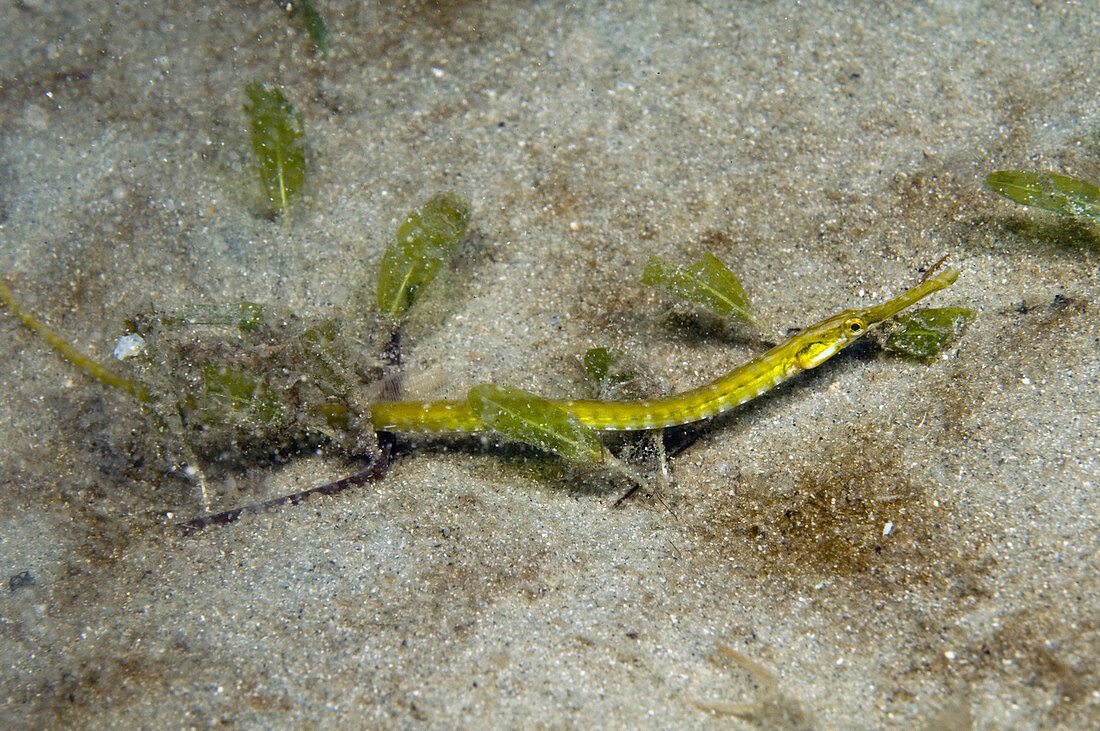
[468,384,605,464]
[245,82,306,217]
[123,305,380,465]
[642,252,758,326]
[1,192,460,516]
[297,0,332,56]
[882,306,973,359]
[376,191,471,318]
[984,170,1100,218]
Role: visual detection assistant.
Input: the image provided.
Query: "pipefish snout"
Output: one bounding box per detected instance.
[369,267,959,434]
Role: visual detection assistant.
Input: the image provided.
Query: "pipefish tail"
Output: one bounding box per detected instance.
[370,267,959,433]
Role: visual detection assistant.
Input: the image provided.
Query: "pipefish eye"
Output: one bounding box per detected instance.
[846,318,865,333]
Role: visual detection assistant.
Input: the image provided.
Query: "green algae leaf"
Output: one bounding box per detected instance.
[985,171,1100,218]
[884,307,973,359]
[377,191,470,319]
[467,384,603,463]
[245,82,305,217]
[300,0,332,56]
[642,252,756,324]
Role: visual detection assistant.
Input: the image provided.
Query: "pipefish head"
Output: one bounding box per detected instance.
[786,267,959,371]
[788,308,872,370]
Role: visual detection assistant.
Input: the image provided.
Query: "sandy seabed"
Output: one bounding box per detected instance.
[2,1,1099,727]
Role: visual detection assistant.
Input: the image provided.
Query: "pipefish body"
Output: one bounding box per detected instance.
[370,268,959,434]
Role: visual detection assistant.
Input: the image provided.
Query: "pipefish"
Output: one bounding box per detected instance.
[370,267,959,434]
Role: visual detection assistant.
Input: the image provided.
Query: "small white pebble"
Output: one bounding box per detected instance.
[882,521,893,537]
[112,333,146,360]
